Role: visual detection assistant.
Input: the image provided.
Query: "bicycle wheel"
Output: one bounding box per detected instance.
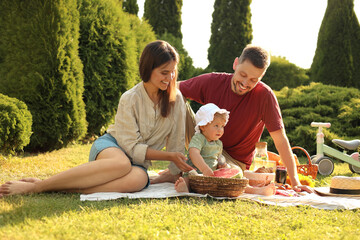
[349,164,360,174]
[316,157,334,176]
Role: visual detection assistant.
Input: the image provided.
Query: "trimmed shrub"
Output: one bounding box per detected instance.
[262,83,360,154]
[0,94,32,155]
[0,0,87,151]
[262,56,310,91]
[78,0,155,136]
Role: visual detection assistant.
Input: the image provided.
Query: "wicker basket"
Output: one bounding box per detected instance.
[292,146,318,179]
[189,175,249,197]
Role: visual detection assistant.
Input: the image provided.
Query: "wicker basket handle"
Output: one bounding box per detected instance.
[291,146,312,165]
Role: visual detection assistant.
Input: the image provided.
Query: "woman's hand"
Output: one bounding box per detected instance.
[171,152,193,172]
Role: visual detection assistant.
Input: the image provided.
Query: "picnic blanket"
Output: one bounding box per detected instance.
[80,183,360,210]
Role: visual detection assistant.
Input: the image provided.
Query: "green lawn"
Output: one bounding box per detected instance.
[1,144,359,239]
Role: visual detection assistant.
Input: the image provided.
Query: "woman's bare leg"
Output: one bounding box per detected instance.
[77,166,148,194]
[0,147,132,196]
[20,178,41,183]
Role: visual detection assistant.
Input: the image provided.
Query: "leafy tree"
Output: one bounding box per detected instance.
[0,0,87,151]
[143,0,183,39]
[262,56,310,91]
[311,0,360,89]
[122,0,139,15]
[208,0,252,72]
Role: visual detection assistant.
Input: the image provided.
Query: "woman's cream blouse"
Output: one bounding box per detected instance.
[107,81,186,169]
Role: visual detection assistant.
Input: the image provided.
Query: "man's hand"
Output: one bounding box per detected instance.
[292,184,314,193]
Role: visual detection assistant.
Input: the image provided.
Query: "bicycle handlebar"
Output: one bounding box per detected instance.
[310,122,331,128]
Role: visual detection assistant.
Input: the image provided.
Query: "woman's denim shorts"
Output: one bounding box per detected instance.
[89,133,150,189]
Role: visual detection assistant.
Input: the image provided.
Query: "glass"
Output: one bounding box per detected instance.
[275,166,287,184]
[250,142,276,171]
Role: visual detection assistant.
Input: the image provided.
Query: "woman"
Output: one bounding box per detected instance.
[0,40,193,197]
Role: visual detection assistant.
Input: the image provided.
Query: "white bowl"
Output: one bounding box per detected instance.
[244,170,275,187]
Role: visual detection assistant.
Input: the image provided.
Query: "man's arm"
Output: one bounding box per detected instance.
[269,128,313,193]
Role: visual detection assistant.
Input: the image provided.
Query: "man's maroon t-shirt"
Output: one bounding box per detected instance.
[180,72,283,168]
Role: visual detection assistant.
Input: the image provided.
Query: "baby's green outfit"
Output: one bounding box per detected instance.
[183,133,223,177]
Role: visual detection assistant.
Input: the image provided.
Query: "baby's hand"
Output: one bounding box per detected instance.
[216,162,227,169]
[217,155,226,169]
[202,168,214,177]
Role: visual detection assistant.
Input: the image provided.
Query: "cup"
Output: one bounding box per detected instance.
[275,167,287,184]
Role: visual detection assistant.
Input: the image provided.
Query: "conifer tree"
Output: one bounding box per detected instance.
[311,0,360,88]
[79,0,155,136]
[0,0,87,151]
[208,0,253,72]
[143,0,183,39]
[122,0,139,15]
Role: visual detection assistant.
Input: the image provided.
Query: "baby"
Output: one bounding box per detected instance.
[175,103,275,196]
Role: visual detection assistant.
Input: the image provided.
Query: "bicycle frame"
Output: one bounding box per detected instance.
[313,122,360,168]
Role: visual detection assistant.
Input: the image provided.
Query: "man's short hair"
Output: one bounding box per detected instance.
[238,45,270,69]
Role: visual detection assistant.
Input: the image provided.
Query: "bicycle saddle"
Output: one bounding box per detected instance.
[332,139,360,151]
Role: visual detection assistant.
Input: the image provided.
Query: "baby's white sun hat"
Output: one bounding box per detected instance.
[195,103,230,134]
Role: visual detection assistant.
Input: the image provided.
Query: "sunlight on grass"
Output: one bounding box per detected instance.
[0,144,91,182]
[1,143,359,239]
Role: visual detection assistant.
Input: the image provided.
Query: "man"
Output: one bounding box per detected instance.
[153,45,312,193]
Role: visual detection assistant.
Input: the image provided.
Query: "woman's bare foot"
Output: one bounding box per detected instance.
[0,181,38,196]
[150,170,180,184]
[174,177,189,193]
[245,183,276,196]
[20,177,41,183]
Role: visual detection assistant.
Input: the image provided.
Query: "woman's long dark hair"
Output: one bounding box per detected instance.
[139,40,179,117]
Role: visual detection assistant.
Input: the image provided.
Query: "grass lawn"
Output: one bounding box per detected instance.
[1,143,360,239]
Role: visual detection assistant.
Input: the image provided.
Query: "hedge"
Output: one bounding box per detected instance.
[262,82,360,154]
[262,56,310,91]
[0,94,32,155]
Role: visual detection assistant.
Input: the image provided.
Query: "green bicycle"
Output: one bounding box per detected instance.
[310,122,360,176]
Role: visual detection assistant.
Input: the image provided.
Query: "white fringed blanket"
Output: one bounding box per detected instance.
[80,183,360,210]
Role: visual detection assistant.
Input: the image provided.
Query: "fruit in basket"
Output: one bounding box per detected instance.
[213,168,242,178]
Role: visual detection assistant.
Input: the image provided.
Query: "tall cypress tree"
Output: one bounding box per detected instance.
[122,0,139,15]
[0,0,87,151]
[143,0,183,39]
[78,0,137,136]
[208,0,253,72]
[311,0,360,88]
[78,0,155,136]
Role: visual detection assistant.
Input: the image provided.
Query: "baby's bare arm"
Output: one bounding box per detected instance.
[189,148,214,176]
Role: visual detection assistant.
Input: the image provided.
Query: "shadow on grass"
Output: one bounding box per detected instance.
[0,191,228,227]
